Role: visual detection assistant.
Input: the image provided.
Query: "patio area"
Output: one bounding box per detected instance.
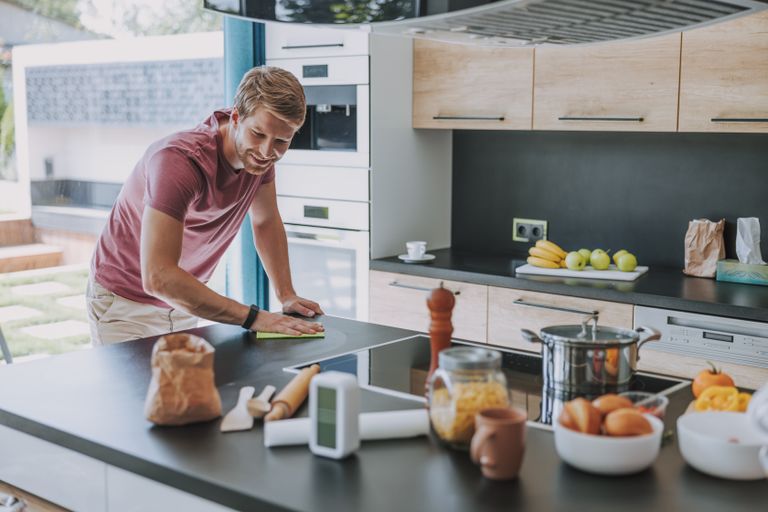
[0,264,90,362]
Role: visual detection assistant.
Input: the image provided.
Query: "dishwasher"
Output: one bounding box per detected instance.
[634,306,768,369]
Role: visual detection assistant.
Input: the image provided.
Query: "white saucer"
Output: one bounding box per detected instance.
[398,253,436,263]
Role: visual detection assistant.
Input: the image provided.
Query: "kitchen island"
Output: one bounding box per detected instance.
[0,316,765,511]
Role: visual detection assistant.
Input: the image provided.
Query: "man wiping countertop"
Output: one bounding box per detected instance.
[87,66,324,345]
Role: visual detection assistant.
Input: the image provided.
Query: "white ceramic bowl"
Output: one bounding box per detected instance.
[554,414,663,475]
[677,411,766,480]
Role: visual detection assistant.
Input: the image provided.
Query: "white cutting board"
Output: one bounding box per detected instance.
[515,264,649,281]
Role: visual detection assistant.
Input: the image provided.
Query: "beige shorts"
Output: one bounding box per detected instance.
[86,277,198,346]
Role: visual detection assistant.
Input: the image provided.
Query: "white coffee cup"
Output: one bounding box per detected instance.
[406,241,427,260]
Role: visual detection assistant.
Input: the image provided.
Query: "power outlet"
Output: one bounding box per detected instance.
[513,218,548,242]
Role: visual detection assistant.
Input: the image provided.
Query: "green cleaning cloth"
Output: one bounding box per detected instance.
[255,331,325,340]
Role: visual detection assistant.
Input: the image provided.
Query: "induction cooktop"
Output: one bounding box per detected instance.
[286,335,688,428]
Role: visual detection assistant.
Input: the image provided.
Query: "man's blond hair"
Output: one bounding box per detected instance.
[233,66,306,126]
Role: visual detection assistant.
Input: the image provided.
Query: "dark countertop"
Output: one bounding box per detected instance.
[371,248,768,323]
[0,317,766,511]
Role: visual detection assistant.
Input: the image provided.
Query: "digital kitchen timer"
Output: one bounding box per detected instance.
[309,371,361,459]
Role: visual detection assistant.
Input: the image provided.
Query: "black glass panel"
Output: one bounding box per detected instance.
[289,335,684,426]
[204,0,503,24]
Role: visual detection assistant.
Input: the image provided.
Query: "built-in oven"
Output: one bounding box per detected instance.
[266,26,371,321]
[267,55,369,168]
[269,222,369,321]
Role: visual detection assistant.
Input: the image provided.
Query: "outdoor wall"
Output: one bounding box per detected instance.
[11,32,225,217]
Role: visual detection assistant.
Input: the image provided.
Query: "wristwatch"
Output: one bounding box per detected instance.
[242,304,260,330]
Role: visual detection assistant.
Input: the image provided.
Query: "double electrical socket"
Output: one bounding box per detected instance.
[513,218,548,242]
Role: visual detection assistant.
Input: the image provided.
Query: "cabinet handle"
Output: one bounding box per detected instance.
[513,299,597,317]
[710,117,768,123]
[433,115,505,121]
[558,116,644,122]
[281,43,344,50]
[388,281,461,295]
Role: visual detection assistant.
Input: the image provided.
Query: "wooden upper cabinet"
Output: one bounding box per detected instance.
[412,40,534,130]
[679,11,768,133]
[533,34,681,132]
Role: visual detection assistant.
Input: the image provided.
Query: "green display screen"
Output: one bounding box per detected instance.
[317,387,337,449]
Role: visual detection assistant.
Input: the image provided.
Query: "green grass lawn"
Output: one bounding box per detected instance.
[0,266,91,358]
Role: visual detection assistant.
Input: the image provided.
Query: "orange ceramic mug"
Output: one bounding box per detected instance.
[470,407,527,480]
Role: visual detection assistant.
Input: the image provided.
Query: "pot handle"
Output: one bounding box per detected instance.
[635,326,661,360]
[521,329,543,344]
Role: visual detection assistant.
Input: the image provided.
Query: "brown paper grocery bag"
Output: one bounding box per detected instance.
[683,218,725,278]
[144,333,222,426]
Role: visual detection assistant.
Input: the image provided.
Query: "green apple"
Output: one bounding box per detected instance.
[578,248,592,263]
[617,253,638,272]
[565,251,586,271]
[590,250,611,270]
[613,249,629,266]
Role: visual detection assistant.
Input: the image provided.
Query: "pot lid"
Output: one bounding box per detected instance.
[539,325,640,346]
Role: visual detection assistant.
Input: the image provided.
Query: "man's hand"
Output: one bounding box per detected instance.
[281,295,324,318]
[251,310,324,335]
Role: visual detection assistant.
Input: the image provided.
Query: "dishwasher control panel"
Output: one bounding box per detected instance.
[634,306,768,368]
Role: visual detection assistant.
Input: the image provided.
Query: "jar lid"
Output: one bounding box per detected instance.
[539,325,640,346]
[438,347,501,371]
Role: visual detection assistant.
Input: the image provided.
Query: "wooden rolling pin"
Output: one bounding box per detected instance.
[264,364,321,422]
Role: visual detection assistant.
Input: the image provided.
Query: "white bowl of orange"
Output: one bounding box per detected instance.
[554,397,664,475]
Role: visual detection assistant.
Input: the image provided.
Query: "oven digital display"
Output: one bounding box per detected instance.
[303,65,329,78]
[304,206,329,219]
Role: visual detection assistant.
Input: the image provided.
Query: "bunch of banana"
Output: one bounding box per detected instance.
[527,240,568,269]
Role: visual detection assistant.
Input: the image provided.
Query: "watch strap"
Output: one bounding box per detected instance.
[242,304,260,330]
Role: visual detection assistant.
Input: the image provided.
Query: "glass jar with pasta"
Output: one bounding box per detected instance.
[428,347,509,448]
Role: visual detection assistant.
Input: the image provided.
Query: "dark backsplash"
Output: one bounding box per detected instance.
[452,131,768,269]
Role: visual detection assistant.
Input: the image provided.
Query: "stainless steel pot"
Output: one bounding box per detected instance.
[521,317,661,394]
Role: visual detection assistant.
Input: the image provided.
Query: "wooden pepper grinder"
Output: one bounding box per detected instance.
[426,282,456,387]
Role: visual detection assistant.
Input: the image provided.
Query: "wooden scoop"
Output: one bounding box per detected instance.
[220,386,256,433]
[247,385,277,418]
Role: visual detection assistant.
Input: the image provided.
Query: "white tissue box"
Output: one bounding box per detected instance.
[716,259,768,286]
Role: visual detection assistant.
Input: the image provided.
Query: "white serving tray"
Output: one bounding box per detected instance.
[515,264,649,281]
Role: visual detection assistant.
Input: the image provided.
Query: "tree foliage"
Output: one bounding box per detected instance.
[8,0,84,29]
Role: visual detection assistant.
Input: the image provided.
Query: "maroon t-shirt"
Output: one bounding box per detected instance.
[91,109,274,308]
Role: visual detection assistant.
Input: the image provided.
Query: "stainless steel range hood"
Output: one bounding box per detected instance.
[205,0,768,45]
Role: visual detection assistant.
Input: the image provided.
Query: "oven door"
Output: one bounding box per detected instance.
[269,224,369,321]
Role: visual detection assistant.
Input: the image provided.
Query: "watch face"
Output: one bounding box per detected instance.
[316,386,337,449]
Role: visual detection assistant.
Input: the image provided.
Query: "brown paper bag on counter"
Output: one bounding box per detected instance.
[144,333,222,426]
[683,218,725,278]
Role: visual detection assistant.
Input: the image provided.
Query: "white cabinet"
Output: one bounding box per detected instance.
[266,23,369,59]
[0,424,106,512]
[106,466,235,512]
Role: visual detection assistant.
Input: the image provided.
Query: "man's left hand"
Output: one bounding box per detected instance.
[282,295,324,318]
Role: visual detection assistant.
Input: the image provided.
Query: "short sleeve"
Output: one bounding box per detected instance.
[144,148,204,222]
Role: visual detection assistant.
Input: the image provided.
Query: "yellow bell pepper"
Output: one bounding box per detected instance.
[694,385,740,412]
[737,392,752,412]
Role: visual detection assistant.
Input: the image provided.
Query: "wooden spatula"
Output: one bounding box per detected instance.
[220,386,256,433]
